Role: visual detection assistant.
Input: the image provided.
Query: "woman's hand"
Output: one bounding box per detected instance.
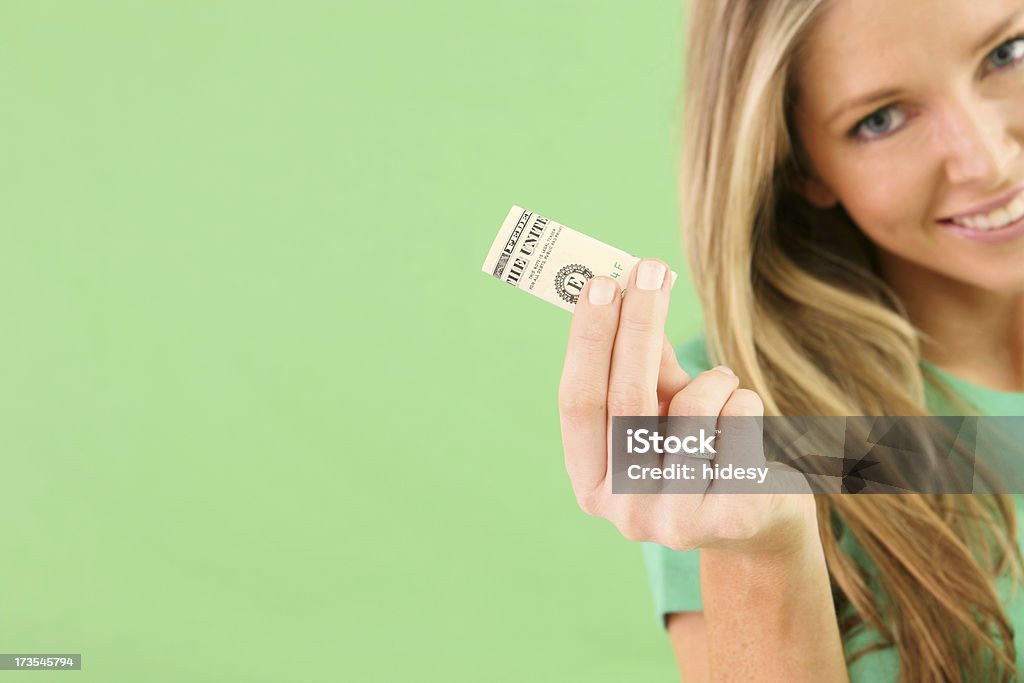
[557,259,815,558]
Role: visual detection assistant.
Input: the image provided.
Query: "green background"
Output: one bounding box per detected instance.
[1,1,702,680]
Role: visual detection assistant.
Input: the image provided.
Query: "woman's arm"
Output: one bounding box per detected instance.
[668,612,710,682]
[668,516,848,683]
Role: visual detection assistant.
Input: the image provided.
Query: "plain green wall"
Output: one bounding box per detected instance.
[1,1,703,680]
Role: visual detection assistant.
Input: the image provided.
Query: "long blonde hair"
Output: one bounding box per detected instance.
[681,1,1023,680]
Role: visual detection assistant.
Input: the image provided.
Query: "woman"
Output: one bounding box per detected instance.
[557,0,1024,680]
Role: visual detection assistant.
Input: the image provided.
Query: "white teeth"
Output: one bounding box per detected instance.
[1009,196,1024,221]
[951,195,1024,230]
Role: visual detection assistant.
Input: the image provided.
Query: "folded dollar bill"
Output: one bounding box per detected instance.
[481,205,676,312]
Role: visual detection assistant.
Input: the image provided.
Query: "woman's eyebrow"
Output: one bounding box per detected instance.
[826,88,902,128]
[970,8,1024,56]
[825,8,1024,128]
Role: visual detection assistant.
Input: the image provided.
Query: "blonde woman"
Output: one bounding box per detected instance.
[557,0,1024,680]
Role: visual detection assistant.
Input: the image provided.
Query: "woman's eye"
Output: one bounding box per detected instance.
[985,36,1024,71]
[851,106,906,141]
[846,36,1024,143]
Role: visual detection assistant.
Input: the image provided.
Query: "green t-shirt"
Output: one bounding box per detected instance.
[641,331,1024,680]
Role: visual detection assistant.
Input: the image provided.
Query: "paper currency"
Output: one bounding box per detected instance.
[481,205,677,312]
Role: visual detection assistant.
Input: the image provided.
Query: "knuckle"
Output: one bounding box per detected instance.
[618,310,661,335]
[701,367,740,384]
[575,490,604,518]
[615,517,647,543]
[655,516,698,551]
[614,503,655,543]
[666,533,699,552]
[708,509,759,541]
[668,392,719,417]
[573,322,612,346]
[721,388,764,417]
[607,380,653,415]
[558,380,606,418]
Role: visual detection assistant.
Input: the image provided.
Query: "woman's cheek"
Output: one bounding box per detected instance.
[842,192,909,245]
[840,160,932,243]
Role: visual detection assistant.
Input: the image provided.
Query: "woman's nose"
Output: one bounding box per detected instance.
[939,97,1021,187]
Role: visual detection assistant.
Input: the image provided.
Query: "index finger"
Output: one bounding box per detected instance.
[558,276,622,493]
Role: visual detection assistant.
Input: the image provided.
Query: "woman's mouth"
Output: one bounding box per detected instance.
[939,192,1024,243]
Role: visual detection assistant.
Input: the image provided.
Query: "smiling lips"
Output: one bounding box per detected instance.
[942,187,1024,231]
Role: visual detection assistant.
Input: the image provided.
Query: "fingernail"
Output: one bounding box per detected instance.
[713,365,736,377]
[636,261,666,290]
[588,277,617,305]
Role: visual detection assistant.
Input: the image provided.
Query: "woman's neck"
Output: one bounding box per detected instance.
[878,250,1024,393]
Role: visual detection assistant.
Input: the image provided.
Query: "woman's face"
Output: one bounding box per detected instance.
[793,0,1024,293]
